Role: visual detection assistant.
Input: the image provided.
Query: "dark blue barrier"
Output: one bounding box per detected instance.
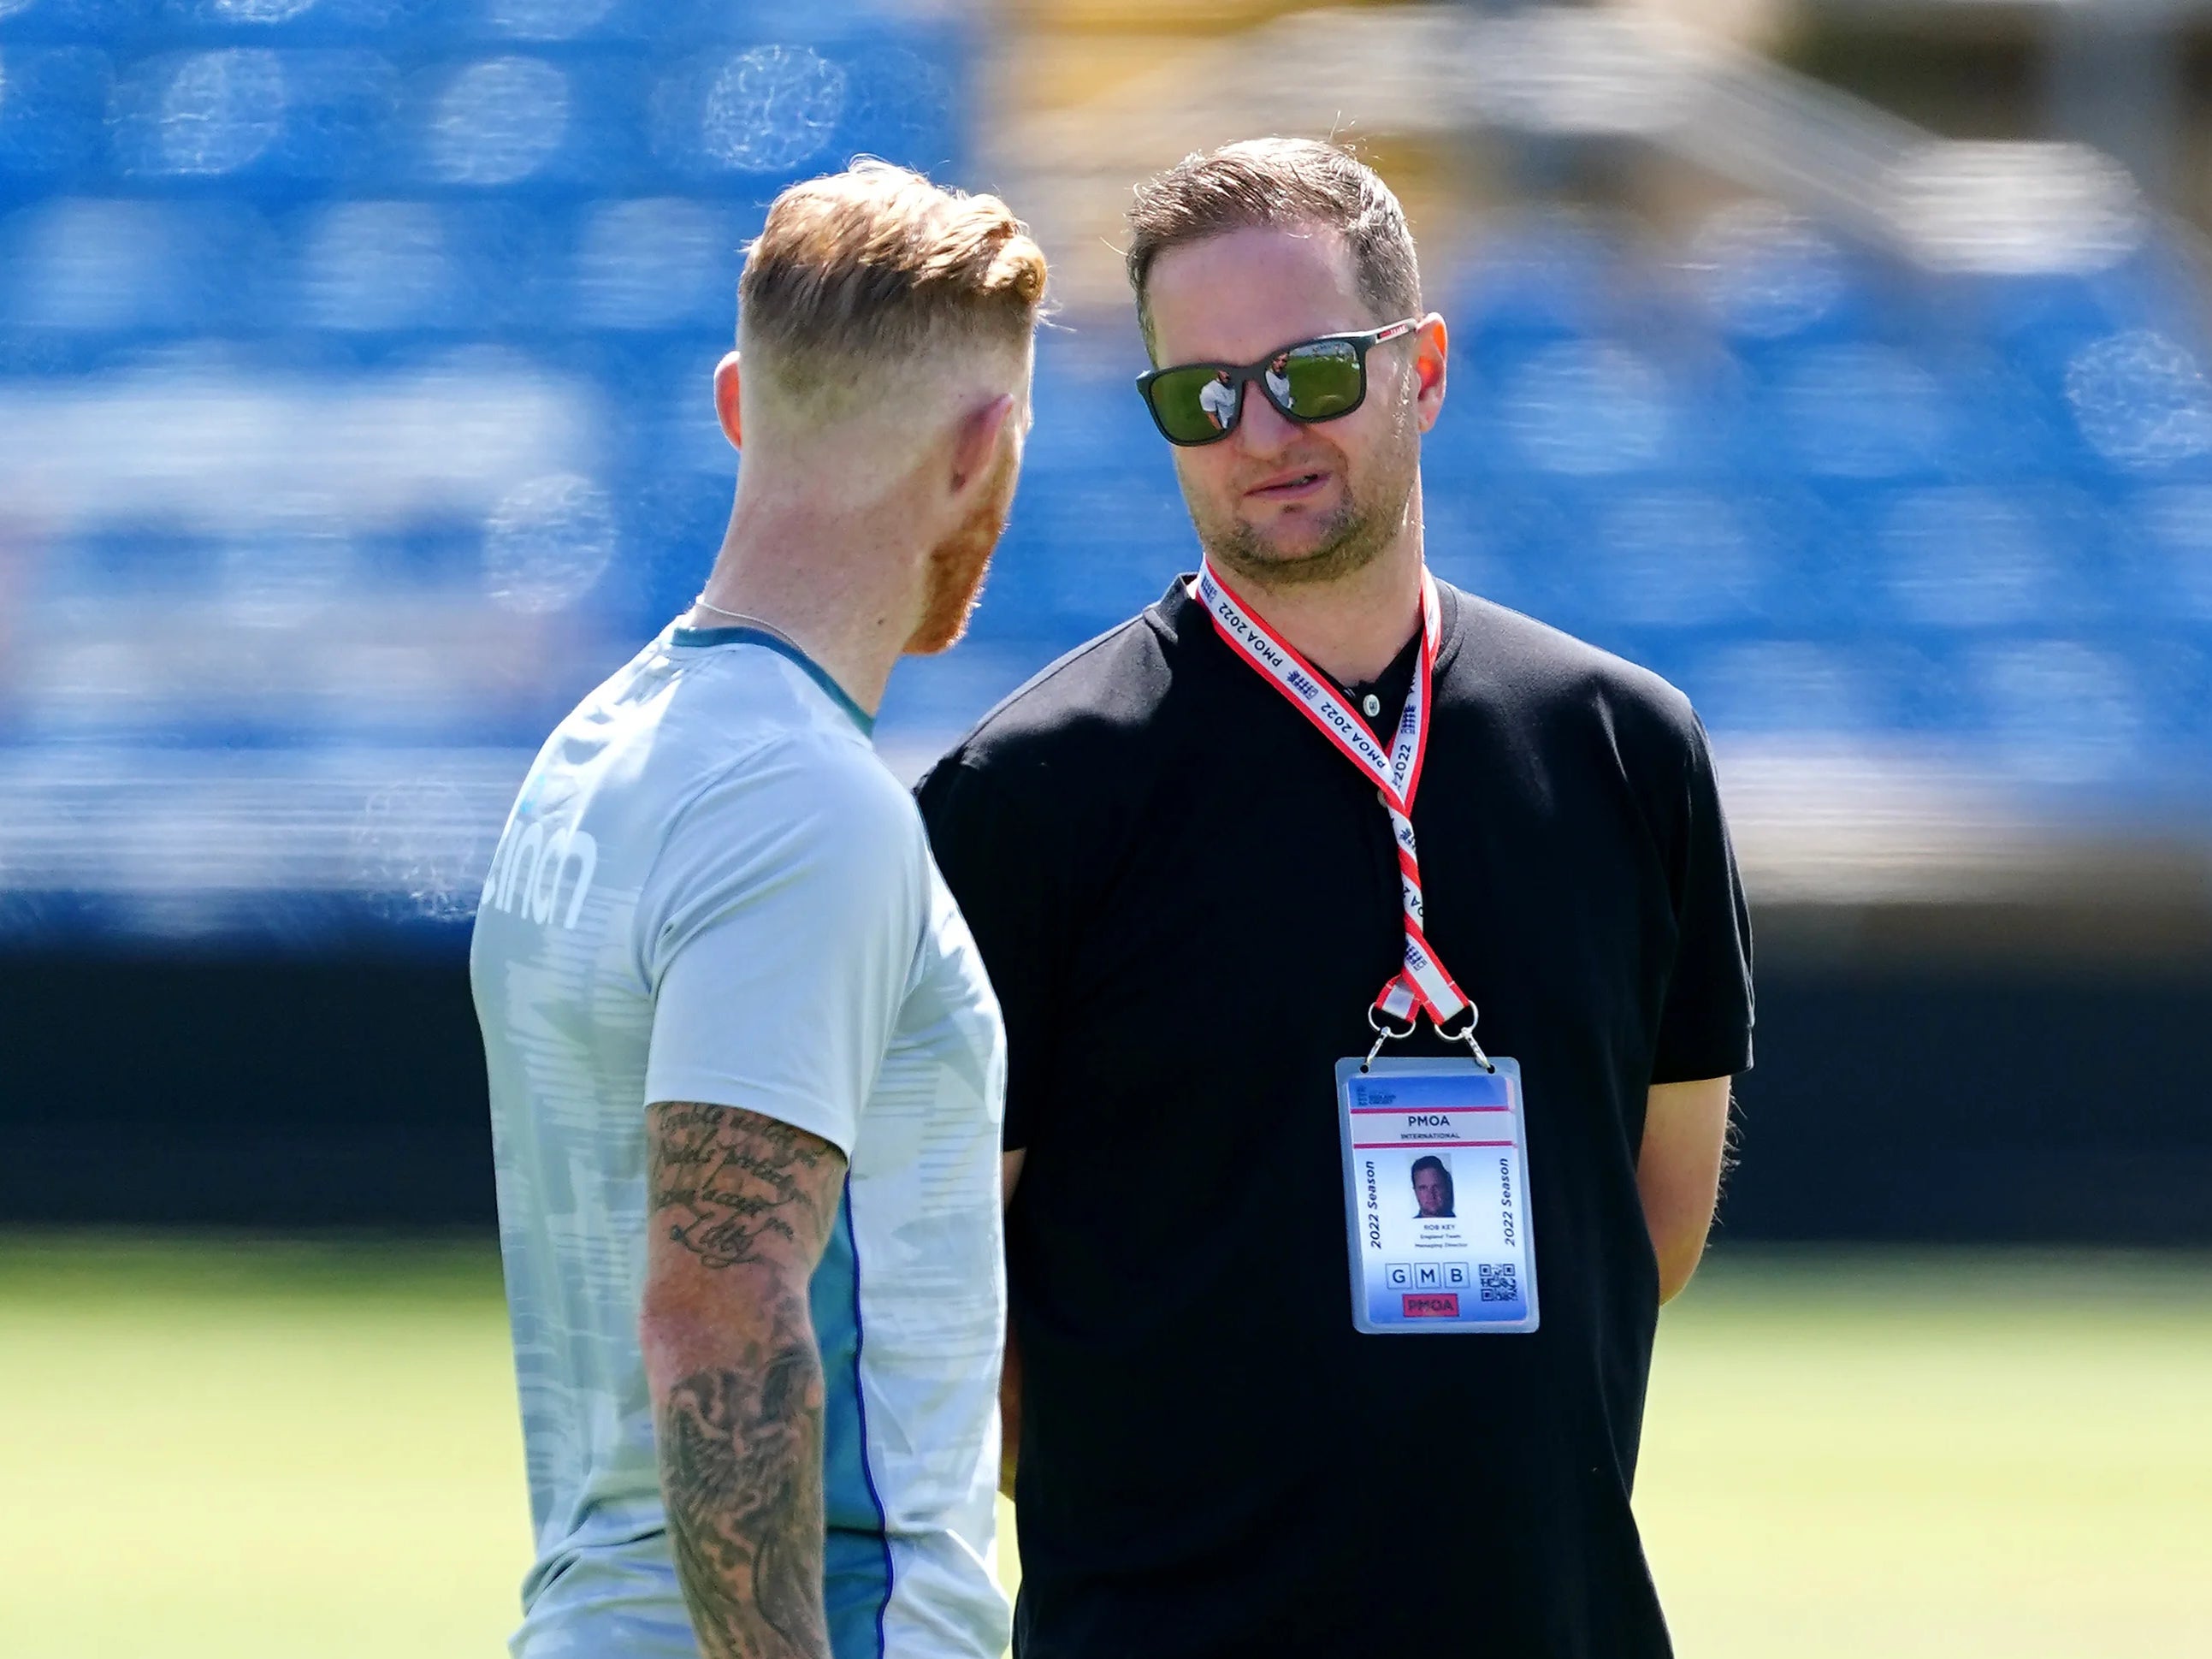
[3,941,2206,1242]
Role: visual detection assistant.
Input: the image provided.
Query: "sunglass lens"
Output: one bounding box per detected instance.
[1280,340,1363,420]
[1148,365,1238,444]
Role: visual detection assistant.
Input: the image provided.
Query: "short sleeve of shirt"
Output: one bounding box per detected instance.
[914,755,1060,1153]
[641,736,926,1156]
[1651,709,1755,1085]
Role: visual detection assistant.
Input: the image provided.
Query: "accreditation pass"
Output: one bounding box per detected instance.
[1337,1056,1539,1335]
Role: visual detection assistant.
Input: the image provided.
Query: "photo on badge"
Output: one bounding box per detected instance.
[1411,1152,1455,1219]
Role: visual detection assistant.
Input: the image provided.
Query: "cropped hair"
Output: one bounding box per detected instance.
[1126,139,1420,352]
[739,160,1048,418]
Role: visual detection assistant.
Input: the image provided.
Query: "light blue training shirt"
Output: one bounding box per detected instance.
[470,622,1010,1659]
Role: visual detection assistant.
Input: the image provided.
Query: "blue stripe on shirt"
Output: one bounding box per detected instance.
[811,1177,894,1659]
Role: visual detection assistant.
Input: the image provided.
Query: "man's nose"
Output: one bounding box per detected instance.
[1233,383,1299,453]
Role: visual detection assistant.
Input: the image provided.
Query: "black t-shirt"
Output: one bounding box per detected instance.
[916,577,1754,1659]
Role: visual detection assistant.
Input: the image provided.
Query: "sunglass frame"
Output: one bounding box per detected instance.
[1134,317,1423,447]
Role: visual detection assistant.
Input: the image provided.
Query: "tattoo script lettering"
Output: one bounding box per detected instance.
[648,1102,834,1270]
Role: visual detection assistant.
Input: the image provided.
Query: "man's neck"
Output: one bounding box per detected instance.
[688,487,923,717]
[1221,530,1425,686]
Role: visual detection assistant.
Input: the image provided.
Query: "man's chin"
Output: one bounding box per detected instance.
[1209,528,1365,587]
[1247,535,1340,569]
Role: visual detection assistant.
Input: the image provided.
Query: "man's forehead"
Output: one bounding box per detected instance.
[1145,224,1369,364]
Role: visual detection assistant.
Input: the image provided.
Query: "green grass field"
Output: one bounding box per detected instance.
[3,1236,2205,1658]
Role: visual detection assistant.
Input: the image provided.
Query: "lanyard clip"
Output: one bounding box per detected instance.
[1460,1028,1497,1074]
[1360,1004,1417,1073]
[1435,1005,1498,1074]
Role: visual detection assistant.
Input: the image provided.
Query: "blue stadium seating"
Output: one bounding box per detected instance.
[0,3,2207,946]
[0,44,112,185]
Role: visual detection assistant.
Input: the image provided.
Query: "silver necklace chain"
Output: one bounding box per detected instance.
[688,597,796,646]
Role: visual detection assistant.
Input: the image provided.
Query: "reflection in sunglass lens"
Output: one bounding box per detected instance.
[1149,365,1239,444]
[1280,340,1363,419]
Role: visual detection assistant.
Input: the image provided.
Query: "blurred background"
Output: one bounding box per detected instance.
[0,0,2205,1655]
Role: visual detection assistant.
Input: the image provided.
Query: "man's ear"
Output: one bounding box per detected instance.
[712,351,743,451]
[1411,313,1447,435]
[948,392,1017,498]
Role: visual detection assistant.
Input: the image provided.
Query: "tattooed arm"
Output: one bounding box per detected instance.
[641,1101,848,1659]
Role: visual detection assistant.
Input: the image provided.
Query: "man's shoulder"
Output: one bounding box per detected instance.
[590,673,916,904]
[640,722,926,982]
[688,721,916,851]
[564,631,878,786]
[912,603,1185,864]
[1446,586,1702,750]
[937,606,1180,778]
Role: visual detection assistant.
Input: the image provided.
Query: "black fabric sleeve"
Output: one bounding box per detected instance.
[1650,711,1755,1084]
[914,753,1063,1152]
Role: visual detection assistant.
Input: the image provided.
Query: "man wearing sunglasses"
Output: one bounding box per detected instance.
[918,139,1752,1658]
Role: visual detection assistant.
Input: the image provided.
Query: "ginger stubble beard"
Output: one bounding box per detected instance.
[906,439,1019,656]
[1186,388,1421,595]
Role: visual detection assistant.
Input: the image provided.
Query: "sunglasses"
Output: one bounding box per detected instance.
[1135,318,1422,447]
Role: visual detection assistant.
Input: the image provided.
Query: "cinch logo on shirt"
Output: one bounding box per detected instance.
[482,816,598,929]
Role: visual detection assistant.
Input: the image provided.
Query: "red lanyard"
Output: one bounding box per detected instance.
[1192,559,1490,1069]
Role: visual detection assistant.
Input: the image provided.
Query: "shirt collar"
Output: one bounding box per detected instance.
[666,624,876,737]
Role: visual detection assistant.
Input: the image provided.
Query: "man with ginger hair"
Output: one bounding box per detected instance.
[472,161,1045,1659]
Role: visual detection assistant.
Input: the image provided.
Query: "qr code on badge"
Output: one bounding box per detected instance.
[1479,1263,1517,1302]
